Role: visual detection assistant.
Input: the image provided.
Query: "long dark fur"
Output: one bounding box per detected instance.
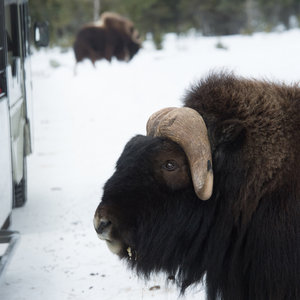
[97,72,300,300]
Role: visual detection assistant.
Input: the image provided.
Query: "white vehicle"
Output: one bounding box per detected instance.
[0,0,48,278]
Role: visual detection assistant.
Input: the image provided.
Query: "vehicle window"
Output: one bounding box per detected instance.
[5,4,20,78]
[0,0,6,97]
[20,3,30,57]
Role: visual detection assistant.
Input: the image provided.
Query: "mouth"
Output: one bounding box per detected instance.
[94,215,136,259]
[103,239,123,255]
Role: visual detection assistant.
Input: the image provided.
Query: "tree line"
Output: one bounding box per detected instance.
[29,0,300,48]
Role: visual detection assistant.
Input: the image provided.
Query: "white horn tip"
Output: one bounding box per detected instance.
[195,171,214,201]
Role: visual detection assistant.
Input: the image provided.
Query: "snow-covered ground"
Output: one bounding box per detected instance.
[1,29,300,300]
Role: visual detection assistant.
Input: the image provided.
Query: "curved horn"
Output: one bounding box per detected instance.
[146,107,213,200]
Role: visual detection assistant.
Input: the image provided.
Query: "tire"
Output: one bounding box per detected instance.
[13,155,27,208]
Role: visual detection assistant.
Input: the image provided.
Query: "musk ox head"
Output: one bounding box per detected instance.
[94,108,214,287]
[100,12,141,62]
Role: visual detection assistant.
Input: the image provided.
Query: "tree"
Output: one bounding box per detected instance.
[29,0,300,48]
[94,0,100,22]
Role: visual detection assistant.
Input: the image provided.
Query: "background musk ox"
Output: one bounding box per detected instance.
[73,12,141,66]
[94,72,300,300]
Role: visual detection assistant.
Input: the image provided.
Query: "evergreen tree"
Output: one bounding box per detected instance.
[29,0,300,48]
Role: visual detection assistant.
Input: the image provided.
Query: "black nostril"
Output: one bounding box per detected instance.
[96,220,112,234]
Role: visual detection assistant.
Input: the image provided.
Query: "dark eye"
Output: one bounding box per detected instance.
[163,160,178,171]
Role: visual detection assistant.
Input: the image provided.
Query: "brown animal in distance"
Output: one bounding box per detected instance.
[73,12,141,68]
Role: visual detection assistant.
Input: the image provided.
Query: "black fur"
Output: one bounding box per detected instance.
[95,72,300,300]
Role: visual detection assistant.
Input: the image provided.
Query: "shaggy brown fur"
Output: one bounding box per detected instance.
[101,12,140,44]
[73,12,141,65]
[184,72,300,223]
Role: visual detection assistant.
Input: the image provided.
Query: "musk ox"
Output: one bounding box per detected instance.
[94,72,300,300]
[73,12,141,66]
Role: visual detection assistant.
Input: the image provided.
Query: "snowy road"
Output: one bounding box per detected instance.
[0,30,300,300]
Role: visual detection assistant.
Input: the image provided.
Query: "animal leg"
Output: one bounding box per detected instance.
[104,45,113,62]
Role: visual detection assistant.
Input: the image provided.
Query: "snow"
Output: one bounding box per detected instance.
[0,244,9,257]
[1,29,300,300]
